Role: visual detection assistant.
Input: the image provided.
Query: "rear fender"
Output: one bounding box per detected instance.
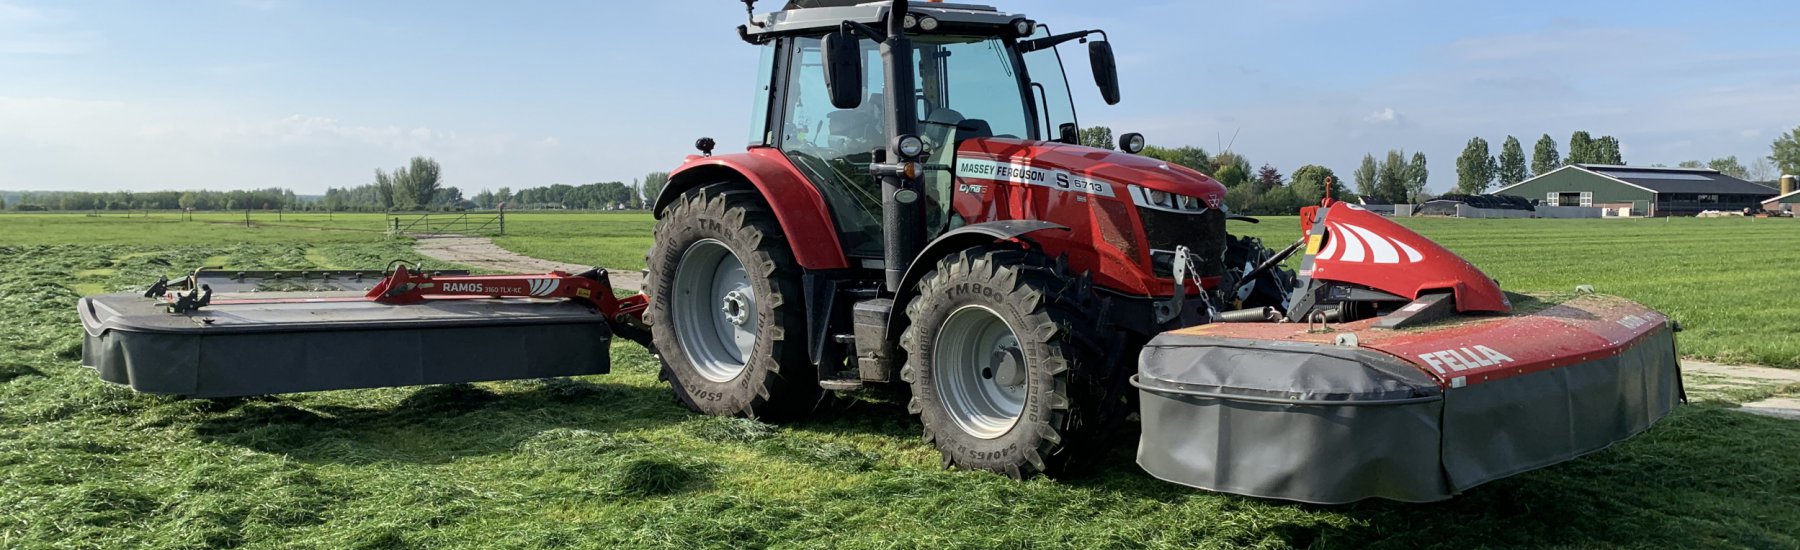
[884,220,1070,342]
[659,148,850,270]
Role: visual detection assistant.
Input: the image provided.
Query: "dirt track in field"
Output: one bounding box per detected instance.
[1685,361,1800,420]
[412,236,643,292]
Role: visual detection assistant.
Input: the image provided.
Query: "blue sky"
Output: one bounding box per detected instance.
[3,0,1797,194]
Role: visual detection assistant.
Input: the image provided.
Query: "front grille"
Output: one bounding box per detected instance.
[1140,208,1227,278]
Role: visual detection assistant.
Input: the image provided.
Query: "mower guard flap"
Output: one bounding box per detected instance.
[79,292,613,398]
[1133,295,1682,504]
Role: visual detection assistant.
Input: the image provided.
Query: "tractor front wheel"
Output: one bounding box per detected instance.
[901,246,1114,478]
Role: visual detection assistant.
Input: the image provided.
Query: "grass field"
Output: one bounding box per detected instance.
[2,212,1798,548]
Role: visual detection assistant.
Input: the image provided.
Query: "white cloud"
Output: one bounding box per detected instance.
[1363,107,1404,125]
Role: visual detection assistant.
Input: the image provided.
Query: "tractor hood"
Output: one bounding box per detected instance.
[958,138,1227,205]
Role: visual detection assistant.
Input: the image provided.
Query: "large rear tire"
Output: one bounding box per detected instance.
[649,183,819,420]
[900,246,1121,478]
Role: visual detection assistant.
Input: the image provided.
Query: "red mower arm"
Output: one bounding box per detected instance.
[368,264,649,327]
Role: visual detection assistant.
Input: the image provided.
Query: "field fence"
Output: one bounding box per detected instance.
[385,211,506,237]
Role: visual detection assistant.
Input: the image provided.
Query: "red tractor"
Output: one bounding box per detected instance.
[82,0,1683,503]
[646,0,1299,475]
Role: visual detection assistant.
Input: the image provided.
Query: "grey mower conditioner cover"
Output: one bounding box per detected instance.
[1132,296,1683,504]
[78,292,613,398]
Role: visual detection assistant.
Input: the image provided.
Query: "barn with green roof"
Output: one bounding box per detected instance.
[1496,164,1778,217]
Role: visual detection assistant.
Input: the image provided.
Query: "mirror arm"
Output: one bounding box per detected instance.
[1019,29,1101,53]
[840,20,887,43]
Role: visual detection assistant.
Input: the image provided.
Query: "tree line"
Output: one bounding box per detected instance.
[5,188,300,212]
[1453,131,1625,194]
[1081,127,1348,216]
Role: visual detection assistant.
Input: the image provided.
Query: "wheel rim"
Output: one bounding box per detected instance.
[672,239,757,383]
[934,305,1028,440]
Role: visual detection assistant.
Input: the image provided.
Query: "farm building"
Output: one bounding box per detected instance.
[1765,191,1799,213]
[1495,165,1778,217]
[1763,176,1798,213]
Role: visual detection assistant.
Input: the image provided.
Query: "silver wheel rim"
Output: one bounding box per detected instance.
[672,239,757,383]
[933,305,1028,440]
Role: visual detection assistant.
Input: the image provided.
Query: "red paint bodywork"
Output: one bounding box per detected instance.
[950,138,1230,296]
[167,265,650,326]
[669,147,850,270]
[1307,202,1511,313]
[1166,295,1668,388]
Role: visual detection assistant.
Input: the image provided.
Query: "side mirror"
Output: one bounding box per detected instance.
[822,30,864,109]
[1058,123,1079,144]
[1089,40,1121,105]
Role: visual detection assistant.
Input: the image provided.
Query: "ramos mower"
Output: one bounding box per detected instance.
[78,0,1682,503]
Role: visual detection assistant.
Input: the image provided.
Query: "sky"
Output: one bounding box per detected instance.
[3,0,1797,195]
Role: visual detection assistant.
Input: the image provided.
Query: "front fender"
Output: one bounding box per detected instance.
[885,220,1070,341]
[659,148,849,270]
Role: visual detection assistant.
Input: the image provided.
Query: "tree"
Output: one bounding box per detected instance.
[1079,126,1114,150]
[1353,154,1379,199]
[373,169,397,209]
[1254,164,1284,190]
[1455,137,1497,194]
[391,156,443,209]
[1209,151,1251,178]
[1532,134,1561,175]
[1706,156,1749,179]
[642,172,670,206]
[1289,165,1345,204]
[1377,150,1409,203]
[1497,136,1528,186]
[1140,146,1211,174]
[1214,163,1249,188]
[1592,136,1624,165]
[1677,160,1705,169]
[178,192,197,210]
[1772,126,1800,176]
[1749,157,1776,182]
[1405,151,1430,202]
[1567,131,1595,165]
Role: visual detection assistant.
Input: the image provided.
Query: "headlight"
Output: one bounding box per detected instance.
[904,14,918,29]
[1148,190,1173,208]
[1011,18,1034,37]
[895,135,925,158]
[1120,133,1147,154]
[918,16,940,32]
[1132,184,1215,213]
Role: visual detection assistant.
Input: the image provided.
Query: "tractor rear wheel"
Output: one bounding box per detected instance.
[901,246,1118,478]
[649,182,819,420]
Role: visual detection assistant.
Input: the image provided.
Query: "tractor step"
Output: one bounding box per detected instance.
[817,378,864,391]
[1132,294,1682,504]
[78,290,613,398]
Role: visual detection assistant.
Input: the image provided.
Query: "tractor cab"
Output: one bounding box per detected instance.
[740,1,1116,260]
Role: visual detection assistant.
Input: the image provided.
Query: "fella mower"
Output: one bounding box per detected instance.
[78,0,1682,503]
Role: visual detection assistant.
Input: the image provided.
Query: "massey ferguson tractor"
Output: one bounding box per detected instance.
[78,0,1684,503]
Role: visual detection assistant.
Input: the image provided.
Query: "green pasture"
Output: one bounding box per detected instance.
[1,212,1797,548]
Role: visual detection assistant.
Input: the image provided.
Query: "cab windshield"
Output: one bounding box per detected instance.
[779,34,1036,257]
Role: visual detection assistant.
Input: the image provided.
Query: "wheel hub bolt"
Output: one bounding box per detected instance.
[721,290,751,326]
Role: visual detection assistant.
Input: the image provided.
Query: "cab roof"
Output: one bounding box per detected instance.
[744,1,1023,40]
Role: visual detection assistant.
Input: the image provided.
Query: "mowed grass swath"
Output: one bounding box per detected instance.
[2,213,1797,548]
